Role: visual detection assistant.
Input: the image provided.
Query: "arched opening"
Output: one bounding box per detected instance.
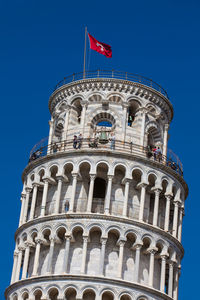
[38,229,51,275]
[22,292,29,300]
[71,98,82,124]
[127,100,140,127]
[48,288,59,300]
[111,165,126,216]
[123,232,136,280]
[65,288,77,300]
[83,289,96,300]
[92,177,106,214]
[69,227,83,274]
[86,227,102,275]
[139,237,151,285]
[46,166,58,215]
[76,162,90,212]
[104,230,120,277]
[102,291,114,300]
[34,290,42,300]
[120,295,132,300]
[63,163,74,213]
[147,174,157,225]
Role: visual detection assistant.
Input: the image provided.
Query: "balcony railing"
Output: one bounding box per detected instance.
[54,69,169,99]
[29,138,183,176]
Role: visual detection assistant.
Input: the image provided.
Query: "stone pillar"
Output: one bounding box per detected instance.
[22,242,32,279]
[122,104,128,142]
[32,239,42,276]
[54,177,63,214]
[81,102,87,135]
[99,238,107,276]
[117,240,125,278]
[153,189,161,226]
[15,247,24,281]
[148,248,157,287]
[164,194,172,232]
[178,208,184,242]
[29,183,39,220]
[62,235,71,274]
[172,201,179,237]
[133,243,142,282]
[69,173,78,212]
[63,106,70,140]
[163,124,169,158]
[47,120,54,154]
[19,193,26,226]
[140,109,146,147]
[81,236,88,274]
[122,179,131,217]
[168,261,174,297]
[87,174,96,213]
[40,180,49,217]
[138,183,147,221]
[160,255,168,292]
[46,238,55,274]
[173,263,180,300]
[104,175,113,215]
[23,187,32,223]
[10,251,18,284]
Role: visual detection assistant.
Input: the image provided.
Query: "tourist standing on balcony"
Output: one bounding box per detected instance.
[73,135,78,149]
[77,134,83,149]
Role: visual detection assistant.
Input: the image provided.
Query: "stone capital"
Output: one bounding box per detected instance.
[25,186,32,193]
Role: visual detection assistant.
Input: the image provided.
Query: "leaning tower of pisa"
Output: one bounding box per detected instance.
[5,70,188,300]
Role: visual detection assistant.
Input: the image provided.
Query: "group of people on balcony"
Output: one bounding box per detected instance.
[73,134,83,149]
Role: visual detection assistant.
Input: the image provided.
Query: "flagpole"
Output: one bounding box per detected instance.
[83,26,87,79]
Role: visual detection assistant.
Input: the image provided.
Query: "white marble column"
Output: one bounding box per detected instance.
[23,187,32,223]
[122,179,131,217]
[62,235,71,274]
[54,177,63,214]
[19,193,26,226]
[172,201,179,237]
[160,255,168,292]
[168,261,174,297]
[117,240,125,278]
[163,124,169,158]
[10,251,18,284]
[29,183,39,220]
[133,243,142,282]
[153,189,161,226]
[148,248,157,287]
[164,194,172,232]
[46,238,55,274]
[81,236,88,274]
[99,238,107,275]
[122,104,128,142]
[140,109,146,147]
[63,107,70,141]
[104,175,113,215]
[32,239,42,276]
[47,120,54,154]
[173,263,180,300]
[178,208,184,242]
[87,174,96,212]
[22,242,32,279]
[69,173,78,212]
[40,180,49,217]
[81,103,87,135]
[138,183,147,221]
[15,247,24,281]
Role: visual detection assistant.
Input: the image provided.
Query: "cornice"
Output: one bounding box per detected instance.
[15,213,184,256]
[5,274,173,300]
[22,149,188,198]
[48,78,173,122]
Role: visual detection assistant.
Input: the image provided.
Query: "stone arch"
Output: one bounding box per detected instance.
[87,223,104,235]
[107,93,124,103]
[120,293,132,300]
[91,112,116,129]
[47,286,60,300]
[64,286,77,300]
[100,289,115,300]
[88,93,104,102]
[146,121,162,146]
[32,287,44,300]
[82,289,96,300]
[21,289,29,300]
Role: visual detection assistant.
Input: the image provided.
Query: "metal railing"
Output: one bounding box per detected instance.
[54,70,169,98]
[29,138,183,176]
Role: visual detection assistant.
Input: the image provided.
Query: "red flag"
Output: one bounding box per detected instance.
[88,33,112,58]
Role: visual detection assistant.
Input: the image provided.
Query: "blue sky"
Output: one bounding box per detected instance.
[0,0,199,298]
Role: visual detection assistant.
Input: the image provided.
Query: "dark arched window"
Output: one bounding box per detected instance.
[93,177,106,198]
